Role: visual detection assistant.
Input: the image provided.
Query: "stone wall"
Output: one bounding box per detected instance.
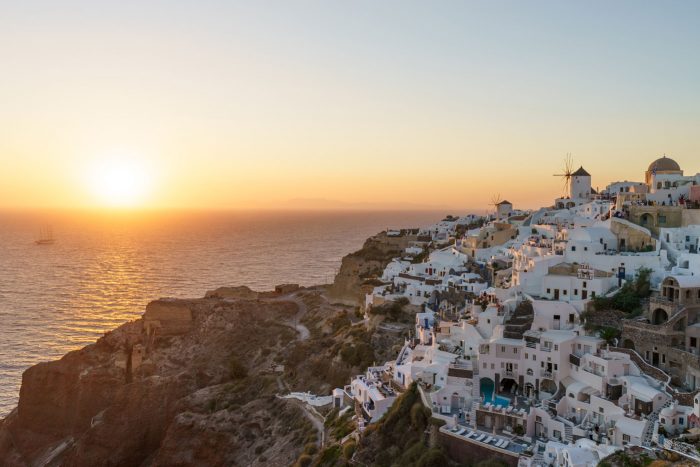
[610,219,656,252]
[143,300,193,337]
[438,431,519,467]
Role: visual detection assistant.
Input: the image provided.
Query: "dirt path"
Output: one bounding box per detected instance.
[270,293,310,341]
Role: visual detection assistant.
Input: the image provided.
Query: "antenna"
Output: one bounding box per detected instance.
[553,153,574,196]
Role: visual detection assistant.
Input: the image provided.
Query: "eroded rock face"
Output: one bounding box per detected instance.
[0,296,311,466]
[329,232,416,304]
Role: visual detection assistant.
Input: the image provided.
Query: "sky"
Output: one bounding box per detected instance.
[1,1,700,211]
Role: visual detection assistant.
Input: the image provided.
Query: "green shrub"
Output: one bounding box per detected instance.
[416,448,448,467]
[294,454,313,467]
[592,267,651,314]
[313,445,342,467]
[342,441,356,459]
[228,355,248,380]
[303,443,317,455]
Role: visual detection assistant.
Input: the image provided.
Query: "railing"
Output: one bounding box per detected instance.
[582,366,604,377]
[504,369,517,378]
[540,370,555,379]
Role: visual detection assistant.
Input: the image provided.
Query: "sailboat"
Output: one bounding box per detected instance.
[35,225,55,245]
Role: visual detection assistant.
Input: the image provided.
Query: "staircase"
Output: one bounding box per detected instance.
[563,423,573,443]
[503,301,534,339]
[642,399,672,447]
[554,415,574,444]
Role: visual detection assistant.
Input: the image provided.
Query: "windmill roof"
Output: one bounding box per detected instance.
[497,200,512,205]
[572,166,590,177]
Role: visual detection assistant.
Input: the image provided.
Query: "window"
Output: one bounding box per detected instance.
[491,363,495,369]
[483,362,487,369]
[533,355,536,361]
[563,290,568,295]
[501,346,506,352]
[583,281,587,288]
[679,417,684,425]
[554,345,558,351]
[623,434,630,443]
[591,291,596,298]
[547,288,551,294]
[514,348,518,354]
[527,368,533,375]
[599,407,604,413]
[571,246,576,251]
[584,247,588,251]
[659,215,667,224]
[691,337,697,348]
[574,289,578,295]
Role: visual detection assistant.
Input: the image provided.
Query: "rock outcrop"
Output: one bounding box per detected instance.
[0,295,315,466]
[328,231,418,304]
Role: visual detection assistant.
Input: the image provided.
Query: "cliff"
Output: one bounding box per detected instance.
[0,292,319,466]
[0,278,413,466]
[328,231,418,305]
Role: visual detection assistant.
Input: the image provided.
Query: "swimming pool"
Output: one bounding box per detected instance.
[480,378,511,407]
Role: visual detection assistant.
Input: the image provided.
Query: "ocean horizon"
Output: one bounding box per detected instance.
[0,209,446,417]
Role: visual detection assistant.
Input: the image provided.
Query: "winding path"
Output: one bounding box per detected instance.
[269,293,310,341]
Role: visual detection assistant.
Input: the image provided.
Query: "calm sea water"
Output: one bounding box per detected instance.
[0,209,443,417]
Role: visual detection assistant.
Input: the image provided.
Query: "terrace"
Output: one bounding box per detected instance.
[440,422,532,457]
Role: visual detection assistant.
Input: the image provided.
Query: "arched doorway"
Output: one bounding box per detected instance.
[500,377,519,396]
[524,383,535,399]
[652,308,668,325]
[622,339,635,350]
[640,213,654,227]
[450,392,461,411]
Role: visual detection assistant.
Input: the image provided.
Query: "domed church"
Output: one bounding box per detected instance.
[645,155,683,186]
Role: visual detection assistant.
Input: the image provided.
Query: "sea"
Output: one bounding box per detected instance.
[0,209,446,417]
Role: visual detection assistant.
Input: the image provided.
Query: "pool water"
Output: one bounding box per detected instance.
[480,378,511,407]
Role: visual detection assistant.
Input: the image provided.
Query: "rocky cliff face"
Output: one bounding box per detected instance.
[0,291,316,467]
[328,231,417,304]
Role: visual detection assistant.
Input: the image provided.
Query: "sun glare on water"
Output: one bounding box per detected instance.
[87,157,152,208]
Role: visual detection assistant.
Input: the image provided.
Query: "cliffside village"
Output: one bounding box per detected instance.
[334,156,700,466]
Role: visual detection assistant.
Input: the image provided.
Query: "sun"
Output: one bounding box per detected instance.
[87,157,152,208]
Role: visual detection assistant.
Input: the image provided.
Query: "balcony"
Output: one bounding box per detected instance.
[503,369,518,378]
[540,369,555,379]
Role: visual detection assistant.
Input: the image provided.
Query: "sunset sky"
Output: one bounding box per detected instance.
[1,1,699,211]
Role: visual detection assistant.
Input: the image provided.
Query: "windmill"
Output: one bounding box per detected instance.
[553,153,574,196]
[490,193,502,218]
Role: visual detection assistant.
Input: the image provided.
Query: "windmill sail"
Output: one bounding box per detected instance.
[553,153,574,195]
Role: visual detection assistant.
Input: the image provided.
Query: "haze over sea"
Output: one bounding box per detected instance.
[0,209,445,417]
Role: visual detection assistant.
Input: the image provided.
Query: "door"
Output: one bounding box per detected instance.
[582,290,588,300]
[652,352,659,366]
[554,289,560,300]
